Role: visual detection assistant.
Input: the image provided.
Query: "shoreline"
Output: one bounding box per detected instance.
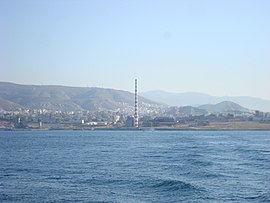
[1,121,270,132]
[1,127,270,132]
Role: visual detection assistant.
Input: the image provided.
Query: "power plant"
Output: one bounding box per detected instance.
[134,79,139,128]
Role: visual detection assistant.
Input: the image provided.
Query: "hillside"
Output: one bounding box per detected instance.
[198,101,251,113]
[0,82,161,112]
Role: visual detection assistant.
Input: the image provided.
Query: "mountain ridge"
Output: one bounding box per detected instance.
[198,101,251,113]
[0,82,161,112]
[141,90,270,112]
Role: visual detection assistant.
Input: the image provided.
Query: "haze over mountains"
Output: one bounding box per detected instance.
[0,82,266,114]
[141,90,270,112]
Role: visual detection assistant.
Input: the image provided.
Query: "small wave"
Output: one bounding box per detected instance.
[0,194,9,201]
[46,176,62,180]
[188,159,213,167]
[76,178,127,186]
[152,179,202,192]
[5,167,43,174]
[0,194,20,202]
[2,173,16,177]
[243,193,270,202]
[202,170,233,179]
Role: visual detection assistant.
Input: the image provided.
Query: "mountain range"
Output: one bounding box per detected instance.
[0,82,264,114]
[140,90,270,112]
[165,101,252,117]
[0,82,160,112]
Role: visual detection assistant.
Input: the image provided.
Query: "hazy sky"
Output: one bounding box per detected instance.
[1,0,270,99]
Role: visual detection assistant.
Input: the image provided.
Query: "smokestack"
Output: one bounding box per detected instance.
[134,79,139,128]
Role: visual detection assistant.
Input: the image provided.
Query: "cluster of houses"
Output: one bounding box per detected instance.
[0,107,269,130]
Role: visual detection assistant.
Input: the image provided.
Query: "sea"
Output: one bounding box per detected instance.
[0,130,270,203]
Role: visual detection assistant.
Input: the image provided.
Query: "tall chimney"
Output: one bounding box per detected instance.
[134,79,139,128]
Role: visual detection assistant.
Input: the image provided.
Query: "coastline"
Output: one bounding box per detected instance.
[1,121,270,131]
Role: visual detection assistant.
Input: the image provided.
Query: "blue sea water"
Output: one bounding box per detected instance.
[0,130,270,203]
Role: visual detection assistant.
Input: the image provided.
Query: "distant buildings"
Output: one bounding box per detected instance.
[125,116,135,127]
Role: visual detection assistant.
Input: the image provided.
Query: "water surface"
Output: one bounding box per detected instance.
[1,130,270,202]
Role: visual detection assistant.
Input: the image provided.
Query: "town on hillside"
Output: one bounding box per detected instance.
[0,106,270,131]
